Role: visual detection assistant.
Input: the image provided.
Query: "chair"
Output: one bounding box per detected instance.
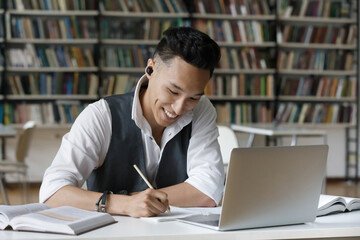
[0,121,36,204]
[217,125,239,173]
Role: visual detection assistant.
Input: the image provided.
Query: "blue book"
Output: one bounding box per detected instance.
[63,18,73,39]
[43,0,49,10]
[51,73,57,94]
[37,48,49,67]
[0,104,4,124]
[31,19,40,38]
[67,78,73,95]
[39,74,47,95]
[52,103,60,123]
[55,46,67,67]
[15,18,23,38]
[64,105,73,123]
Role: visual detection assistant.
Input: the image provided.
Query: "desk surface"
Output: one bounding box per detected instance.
[0,125,16,137]
[1,211,359,240]
[231,123,326,136]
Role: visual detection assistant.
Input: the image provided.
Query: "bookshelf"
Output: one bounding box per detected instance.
[276,0,359,181]
[276,0,357,126]
[0,0,358,180]
[189,0,277,125]
[1,0,355,128]
[2,0,99,128]
[98,0,190,97]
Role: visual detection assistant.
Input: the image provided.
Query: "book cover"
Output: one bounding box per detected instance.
[0,204,116,235]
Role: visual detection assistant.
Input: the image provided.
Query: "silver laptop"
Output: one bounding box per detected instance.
[178,145,328,231]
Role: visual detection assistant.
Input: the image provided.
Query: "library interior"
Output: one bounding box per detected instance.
[0,0,360,239]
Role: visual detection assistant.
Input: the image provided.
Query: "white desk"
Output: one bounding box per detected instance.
[231,123,327,147]
[0,211,360,239]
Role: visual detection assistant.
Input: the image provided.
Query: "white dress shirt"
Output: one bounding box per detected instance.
[40,75,225,205]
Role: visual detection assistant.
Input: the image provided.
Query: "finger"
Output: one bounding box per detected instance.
[149,189,169,204]
[143,189,169,214]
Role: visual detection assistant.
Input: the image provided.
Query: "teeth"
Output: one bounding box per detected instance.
[164,109,177,119]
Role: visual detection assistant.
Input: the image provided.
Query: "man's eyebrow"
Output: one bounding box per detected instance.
[171,82,204,96]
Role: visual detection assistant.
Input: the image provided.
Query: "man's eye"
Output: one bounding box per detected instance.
[168,88,178,95]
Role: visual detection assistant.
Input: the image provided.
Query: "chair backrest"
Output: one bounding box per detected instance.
[217,125,239,167]
[15,121,36,163]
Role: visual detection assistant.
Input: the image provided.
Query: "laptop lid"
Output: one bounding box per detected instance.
[218,145,328,230]
[178,145,328,231]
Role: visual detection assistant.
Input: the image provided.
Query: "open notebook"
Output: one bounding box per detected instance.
[178,145,328,231]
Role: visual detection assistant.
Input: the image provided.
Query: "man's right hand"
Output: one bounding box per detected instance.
[118,188,169,217]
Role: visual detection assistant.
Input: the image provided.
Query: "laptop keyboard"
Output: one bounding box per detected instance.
[180,214,220,227]
[199,219,220,226]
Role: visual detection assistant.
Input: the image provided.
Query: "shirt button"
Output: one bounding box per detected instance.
[149,137,153,140]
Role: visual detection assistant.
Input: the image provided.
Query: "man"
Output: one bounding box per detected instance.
[40,27,225,217]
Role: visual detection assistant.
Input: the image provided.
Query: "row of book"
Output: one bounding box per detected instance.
[219,47,273,70]
[279,76,356,98]
[11,16,97,39]
[101,46,274,70]
[0,101,88,125]
[193,0,271,15]
[101,17,274,44]
[216,102,274,125]
[0,101,355,126]
[278,24,356,45]
[275,102,356,124]
[279,0,353,18]
[101,46,154,68]
[9,0,98,10]
[100,74,138,97]
[191,19,273,43]
[205,74,274,97]
[101,18,185,40]
[100,0,187,13]
[6,44,95,68]
[277,49,354,71]
[6,73,99,95]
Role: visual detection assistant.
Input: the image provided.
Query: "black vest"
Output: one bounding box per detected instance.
[87,92,191,194]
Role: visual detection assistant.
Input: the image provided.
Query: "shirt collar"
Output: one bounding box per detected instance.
[131,75,193,135]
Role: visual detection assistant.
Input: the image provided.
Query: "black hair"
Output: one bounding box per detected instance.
[154,27,221,77]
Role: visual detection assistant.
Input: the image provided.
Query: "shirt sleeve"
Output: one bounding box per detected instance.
[185,96,225,205]
[39,99,112,203]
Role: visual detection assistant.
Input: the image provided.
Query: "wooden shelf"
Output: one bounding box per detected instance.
[214,69,276,75]
[101,11,189,18]
[7,39,99,44]
[8,10,99,16]
[192,13,276,21]
[6,67,99,72]
[6,95,98,100]
[278,96,357,102]
[278,69,356,76]
[208,96,275,101]
[278,43,356,50]
[278,16,356,24]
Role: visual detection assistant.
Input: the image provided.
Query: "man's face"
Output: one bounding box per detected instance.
[144,56,210,129]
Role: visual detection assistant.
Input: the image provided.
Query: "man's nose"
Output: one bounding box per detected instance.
[171,98,187,115]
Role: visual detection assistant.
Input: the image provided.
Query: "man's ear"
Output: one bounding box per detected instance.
[145,58,155,77]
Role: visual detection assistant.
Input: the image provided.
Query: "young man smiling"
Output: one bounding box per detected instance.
[40,27,225,217]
